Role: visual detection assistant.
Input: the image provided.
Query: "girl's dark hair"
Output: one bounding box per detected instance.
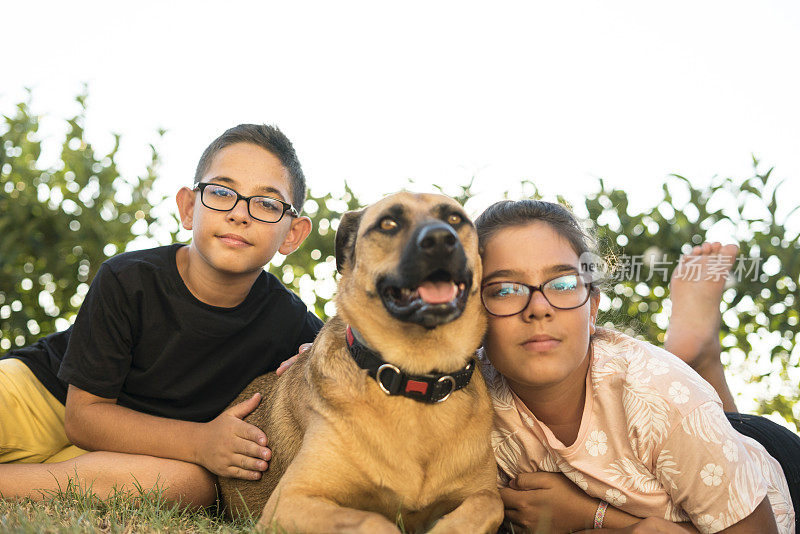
[474,199,607,296]
[194,124,307,211]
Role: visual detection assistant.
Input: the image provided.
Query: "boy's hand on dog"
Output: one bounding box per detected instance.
[275,343,312,376]
[196,392,271,480]
[500,471,599,533]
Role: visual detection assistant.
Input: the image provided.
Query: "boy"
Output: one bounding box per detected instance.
[0,124,321,507]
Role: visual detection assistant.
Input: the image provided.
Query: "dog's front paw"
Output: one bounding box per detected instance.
[327,513,402,534]
[426,491,504,534]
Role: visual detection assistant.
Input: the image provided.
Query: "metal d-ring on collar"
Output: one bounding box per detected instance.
[435,375,457,403]
[376,363,401,395]
[347,325,475,404]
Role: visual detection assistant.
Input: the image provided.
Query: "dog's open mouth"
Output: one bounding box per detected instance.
[379,269,471,328]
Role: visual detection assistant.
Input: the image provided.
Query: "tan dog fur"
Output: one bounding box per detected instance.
[218,192,503,533]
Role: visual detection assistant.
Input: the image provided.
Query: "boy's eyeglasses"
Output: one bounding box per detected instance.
[194,182,298,223]
[481,273,592,317]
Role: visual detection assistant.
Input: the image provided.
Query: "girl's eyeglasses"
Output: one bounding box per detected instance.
[481,273,592,317]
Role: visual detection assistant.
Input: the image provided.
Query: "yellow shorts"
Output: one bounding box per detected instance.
[0,358,86,463]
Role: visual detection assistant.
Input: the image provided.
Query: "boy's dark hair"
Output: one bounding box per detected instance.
[194,124,308,212]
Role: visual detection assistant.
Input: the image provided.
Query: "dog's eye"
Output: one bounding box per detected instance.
[379,218,399,231]
[447,213,463,226]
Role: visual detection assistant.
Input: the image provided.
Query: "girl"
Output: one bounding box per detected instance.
[474,199,796,533]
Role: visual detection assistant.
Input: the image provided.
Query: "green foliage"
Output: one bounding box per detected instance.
[585,162,800,428]
[269,166,799,428]
[1,92,797,429]
[0,91,175,351]
[269,185,361,319]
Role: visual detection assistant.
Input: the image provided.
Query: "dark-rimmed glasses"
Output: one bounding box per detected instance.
[194,182,298,223]
[481,273,591,317]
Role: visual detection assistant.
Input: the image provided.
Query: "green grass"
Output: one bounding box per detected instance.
[0,477,419,533]
[0,477,261,533]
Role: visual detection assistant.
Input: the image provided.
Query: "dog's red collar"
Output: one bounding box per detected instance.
[345,325,475,403]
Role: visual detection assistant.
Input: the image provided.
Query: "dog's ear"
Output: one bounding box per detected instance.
[335,208,364,273]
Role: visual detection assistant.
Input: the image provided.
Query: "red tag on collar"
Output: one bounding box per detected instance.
[405,380,429,395]
[346,325,355,347]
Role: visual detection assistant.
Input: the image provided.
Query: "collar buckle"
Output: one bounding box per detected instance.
[346,325,475,404]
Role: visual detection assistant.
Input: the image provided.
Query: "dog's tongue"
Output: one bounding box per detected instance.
[417,281,458,304]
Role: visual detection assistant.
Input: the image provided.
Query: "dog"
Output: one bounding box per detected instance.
[218,192,503,533]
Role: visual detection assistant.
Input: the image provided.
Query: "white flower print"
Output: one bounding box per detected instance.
[696,513,723,533]
[747,449,794,533]
[623,382,670,463]
[655,449,681,490]
[539,451,560,473]
[668,381,690,404]
[773,502,793,534]
[606,457,661,492]
[585,430,608,456]
[626,351,648,378]
[564,469,589,491]
[592,355,629,389]
[683,370,719,400]
[663,500,690,523]
[491,429,523,476]
[522,413,535,427]
[681,403,725,444]
[647,357,669,376]
[722,439,739,462]
[604,488,627,507]
[700,463,724,487]
[549,455,589,490]
[488,376,516,412]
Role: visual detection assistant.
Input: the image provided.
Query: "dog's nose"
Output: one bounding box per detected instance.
[416,223,458,255]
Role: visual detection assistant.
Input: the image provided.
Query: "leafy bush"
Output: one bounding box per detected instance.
[0,92,175,351]
[2,94,797,429]
[585,165,799,428]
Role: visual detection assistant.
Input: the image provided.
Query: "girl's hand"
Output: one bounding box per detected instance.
[276,343,312,376]
[500,471,599,532]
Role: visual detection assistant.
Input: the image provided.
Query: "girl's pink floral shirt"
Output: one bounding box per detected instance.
[481,330,794,534]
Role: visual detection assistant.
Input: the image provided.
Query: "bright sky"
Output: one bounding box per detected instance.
[2,0,799,418]
[3,1,799,227]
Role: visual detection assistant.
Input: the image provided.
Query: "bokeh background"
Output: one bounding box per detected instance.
[1,1,798,429]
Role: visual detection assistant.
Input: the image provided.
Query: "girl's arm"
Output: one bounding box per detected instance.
[501,472,730,533]
[589,498,774,533]
[500,471,648,532]
[503,472,778,534]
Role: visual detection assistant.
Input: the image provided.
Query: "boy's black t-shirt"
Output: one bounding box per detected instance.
[4,244,323,422]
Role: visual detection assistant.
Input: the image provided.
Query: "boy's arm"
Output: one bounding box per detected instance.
[64,385,271,480]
